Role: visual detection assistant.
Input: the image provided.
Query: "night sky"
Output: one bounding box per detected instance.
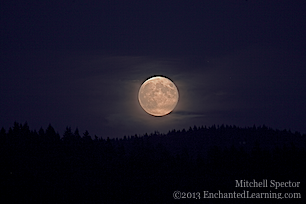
[1,0,306,138]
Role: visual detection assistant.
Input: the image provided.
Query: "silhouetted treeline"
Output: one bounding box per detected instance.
[0,122,305,203]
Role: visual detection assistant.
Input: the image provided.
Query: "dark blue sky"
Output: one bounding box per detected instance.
[1,0,306,138]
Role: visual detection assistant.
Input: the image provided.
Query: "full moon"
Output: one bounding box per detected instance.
[138,76,179,116]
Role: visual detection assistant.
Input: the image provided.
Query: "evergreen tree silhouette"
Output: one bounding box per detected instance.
[45,124,60,144]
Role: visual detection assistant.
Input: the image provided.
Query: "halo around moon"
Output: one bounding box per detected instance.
[138,76,179,116]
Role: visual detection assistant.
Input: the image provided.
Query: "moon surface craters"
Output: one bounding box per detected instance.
[138,76,179,116]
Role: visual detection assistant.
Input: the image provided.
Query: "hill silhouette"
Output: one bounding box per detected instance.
[1,122,305,203]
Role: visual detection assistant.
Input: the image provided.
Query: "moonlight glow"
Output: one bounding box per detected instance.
[138,76,179,116]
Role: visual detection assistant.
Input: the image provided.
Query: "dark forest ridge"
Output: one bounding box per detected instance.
[2,121,306,138]
[1,121,305,158]
[1,122,305,203]
[1,122,305,146]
